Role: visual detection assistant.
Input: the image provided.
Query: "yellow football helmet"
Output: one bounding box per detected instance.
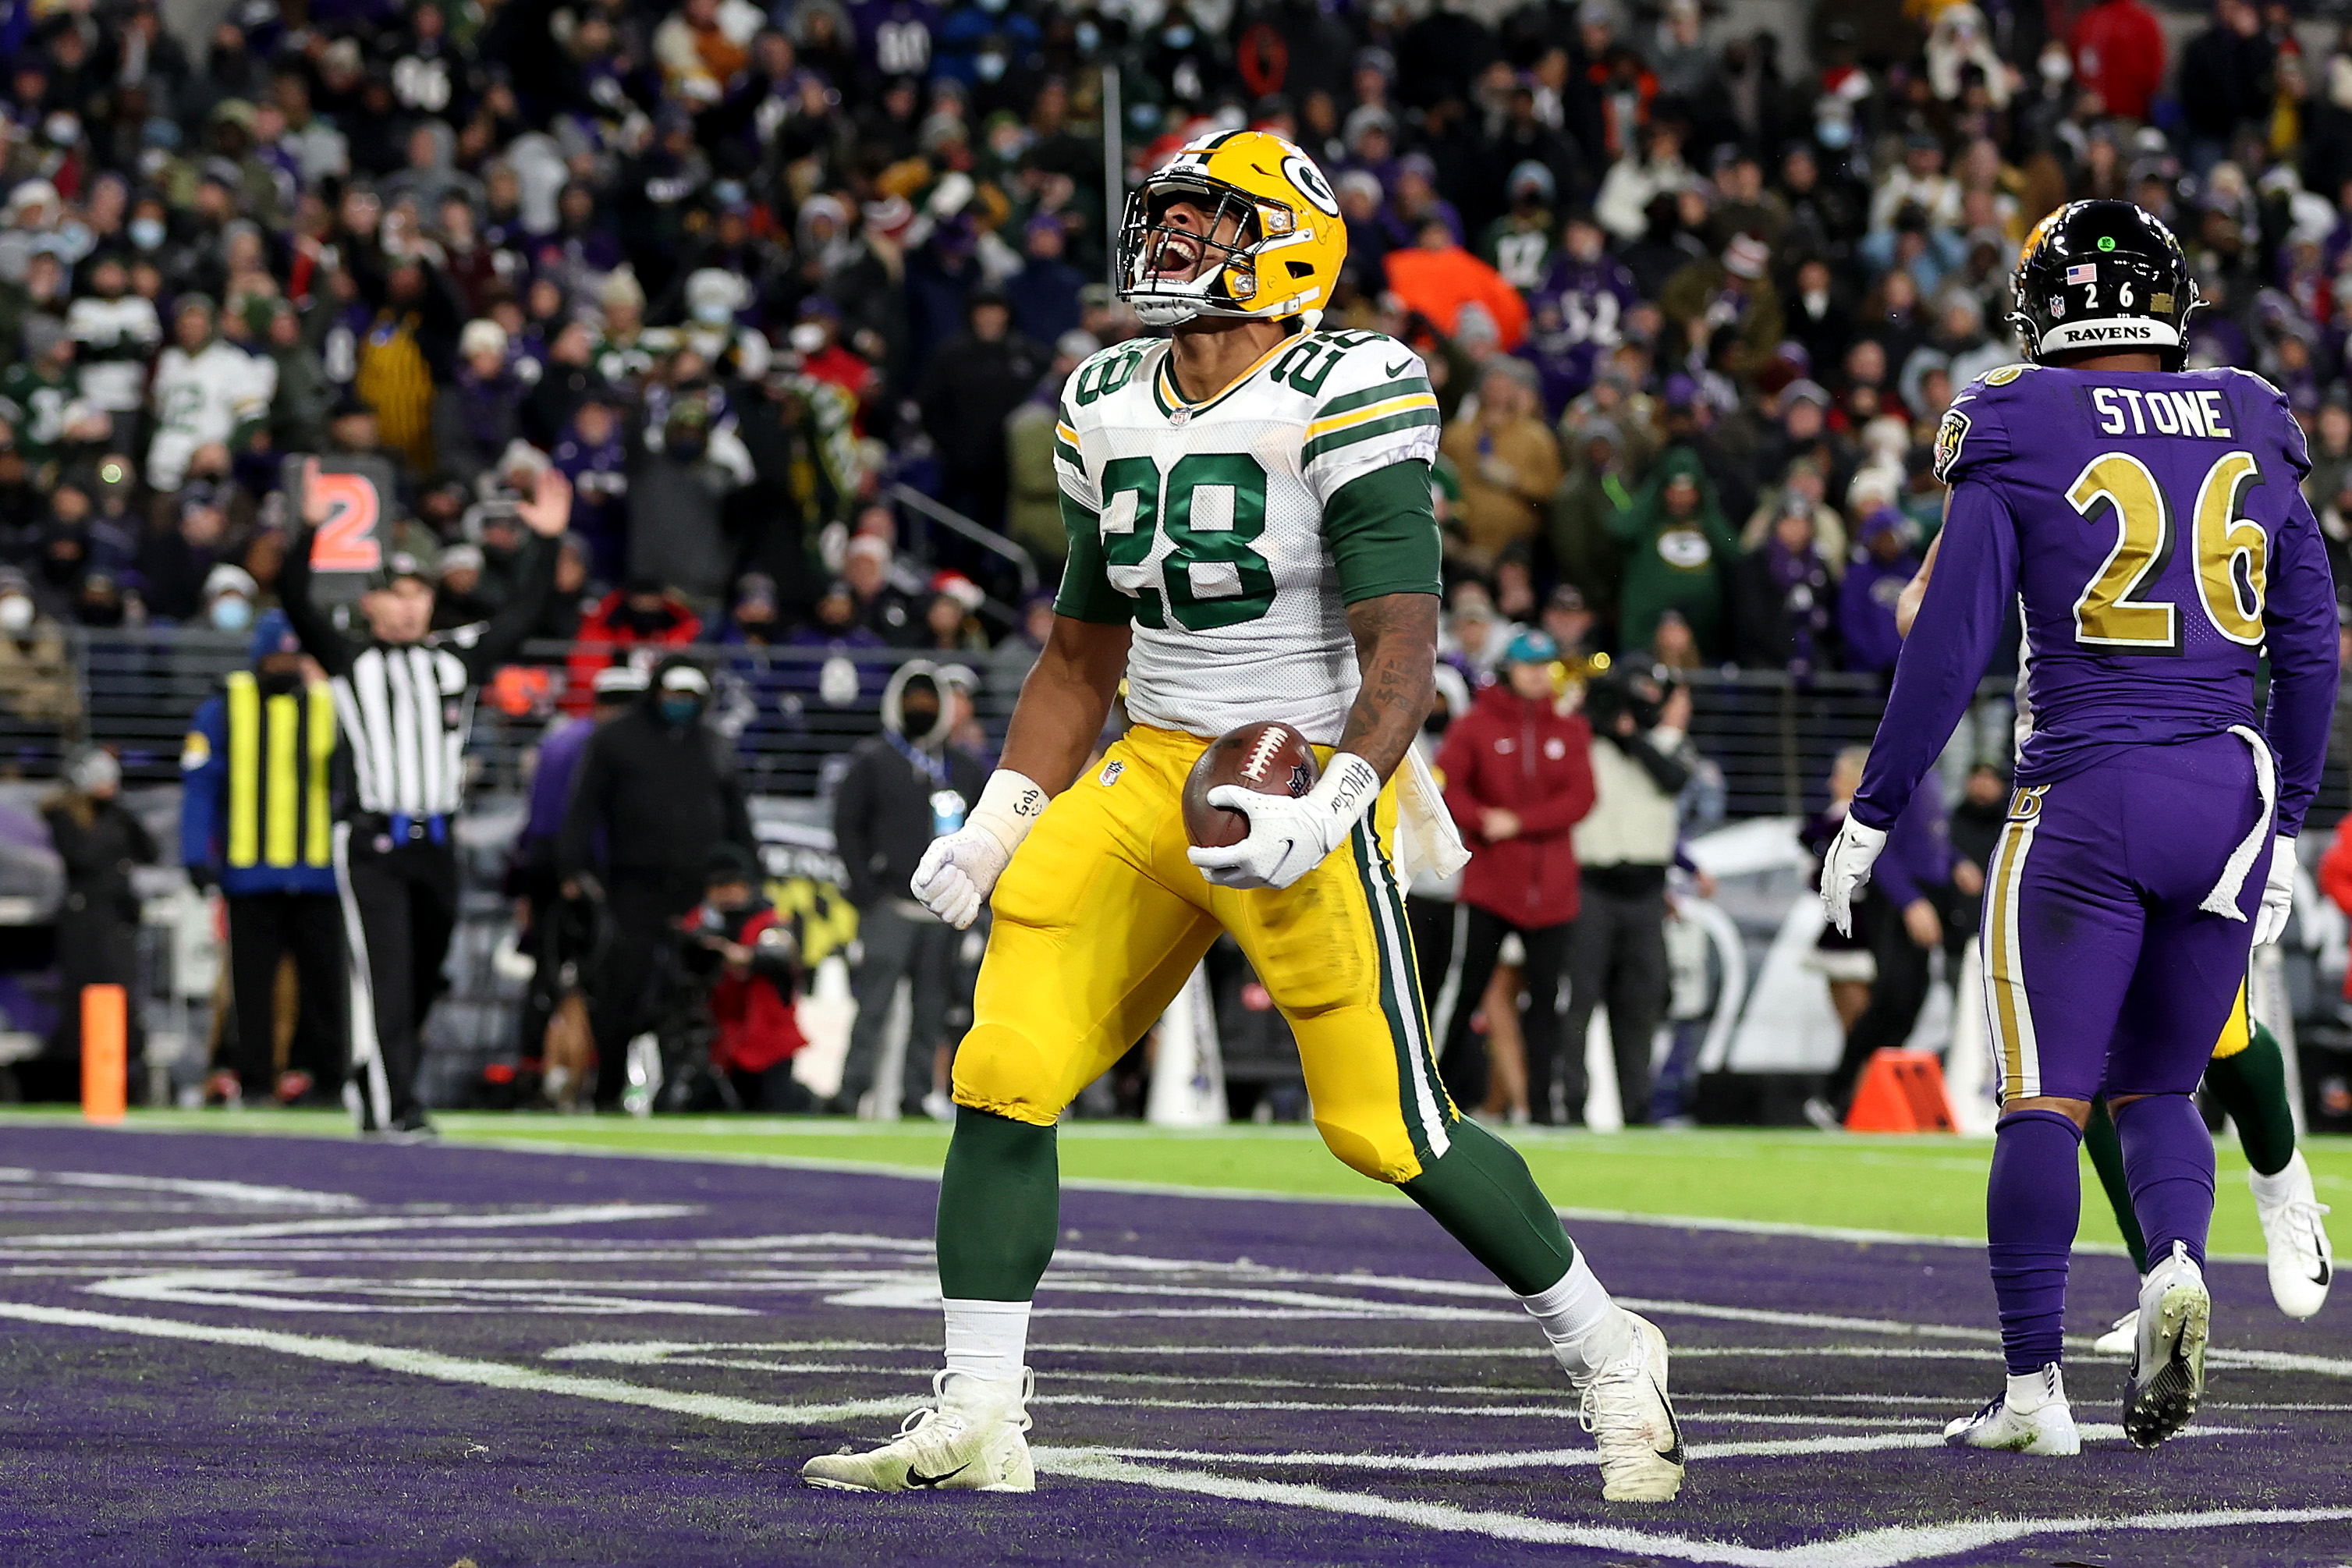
[1118,129,1348,330]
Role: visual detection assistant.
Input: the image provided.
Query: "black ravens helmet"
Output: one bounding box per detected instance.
[2011,200,2199,370]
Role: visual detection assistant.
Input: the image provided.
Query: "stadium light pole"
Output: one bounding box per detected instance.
[1102,62,1122,292]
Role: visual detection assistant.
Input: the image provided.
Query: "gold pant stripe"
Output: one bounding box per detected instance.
[1983,793,2045,1100]
[305,683,337,867]
[1350,818,1453,1162]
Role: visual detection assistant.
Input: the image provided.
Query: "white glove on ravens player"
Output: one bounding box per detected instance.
[2254,835,2298,947]
[910,771,1049,930]
[1819,814,1889,939]
[1188,753,1384,892]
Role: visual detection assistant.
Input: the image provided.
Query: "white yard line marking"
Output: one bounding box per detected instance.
[2,1170,364,1208]
[80,1269,756,1317]
[0,1300,903,1422]
[8,1202,701,1247]
[1059,1423,2252,1470]
[1032,1451,2350,1567]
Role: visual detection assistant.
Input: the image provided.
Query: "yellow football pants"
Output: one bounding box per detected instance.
[953,723,1458,1183]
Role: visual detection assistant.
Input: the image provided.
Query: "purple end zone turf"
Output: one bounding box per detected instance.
[0,1125,2346,1568]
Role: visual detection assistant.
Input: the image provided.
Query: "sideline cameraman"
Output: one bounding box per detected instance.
[557,658,756,1108]
[1561,665,1695,1126]
[678,843,808,1112]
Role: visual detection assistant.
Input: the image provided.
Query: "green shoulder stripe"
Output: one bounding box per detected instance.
[1303,407,1442,465]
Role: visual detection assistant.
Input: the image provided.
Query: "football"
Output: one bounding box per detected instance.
[1182,721,1321,849]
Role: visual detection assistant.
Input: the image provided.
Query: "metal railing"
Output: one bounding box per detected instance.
[27,628,2352,831]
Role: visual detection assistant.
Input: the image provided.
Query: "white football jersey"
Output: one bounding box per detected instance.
[1053,330,1442,743]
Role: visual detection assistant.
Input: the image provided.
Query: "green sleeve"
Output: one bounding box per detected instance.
[1052,491,1133,625]
[1324,459,1442,605]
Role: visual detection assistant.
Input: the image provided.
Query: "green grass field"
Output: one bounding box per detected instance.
[9,1107,2347,1260]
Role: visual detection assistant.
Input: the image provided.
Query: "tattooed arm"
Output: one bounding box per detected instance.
[1339,591,1440,782]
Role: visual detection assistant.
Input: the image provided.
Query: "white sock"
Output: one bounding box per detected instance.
[942,1298,1031,1385]
[2006,1364,2065,1414]
[2250,1152,2303,1204]
[1519,1252,1631,1380]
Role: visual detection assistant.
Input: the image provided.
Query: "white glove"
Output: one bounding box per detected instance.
[911,828,1008,930]
[909,770,1048,930]
[2254,835,2297,947]
[1188,753,1382,892]
[1819,814,1889,938]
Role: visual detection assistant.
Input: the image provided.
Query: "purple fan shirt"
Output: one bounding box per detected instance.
[1520,253,1638,414]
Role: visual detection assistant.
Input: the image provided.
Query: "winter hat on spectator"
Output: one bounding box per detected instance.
[592,665,650,701]
[1780,379,1832,412]
[1353,45,1394,80]
[1722,234,1770,280]
[203,563,257,605]
[597,268,645,317]
[459,319,509,360]
[1507,161,1555,204]
[1055,328,1101,363]
[1857,507,1908,548]
[438,544,485,577]
[1343,105,1395,149]
[66,747,119,796]
[1505,630,1559,667]
[1336,169,1384,208]
[703,840,761,889]
[248,608,300,663]
[931,570,984,611]
[862,197,916,244]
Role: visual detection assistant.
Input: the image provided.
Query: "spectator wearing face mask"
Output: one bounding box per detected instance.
[828,661,989,1118]
[179,610,347,1105]
[0,566,79,727]
[557,658,757,1110]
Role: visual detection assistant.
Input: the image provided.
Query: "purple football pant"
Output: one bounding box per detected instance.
[1978,733,2266,1103]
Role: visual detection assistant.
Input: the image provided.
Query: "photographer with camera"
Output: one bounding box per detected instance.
[677,843,809,1112]
[1561,665,1698,1126]
[557,656,757,1109]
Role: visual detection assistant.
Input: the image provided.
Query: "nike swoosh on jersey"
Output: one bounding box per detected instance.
[906,1460,973,1488]
[1384,358,1415,377]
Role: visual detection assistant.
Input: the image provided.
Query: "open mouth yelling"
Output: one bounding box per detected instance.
[1153,232,1204,279]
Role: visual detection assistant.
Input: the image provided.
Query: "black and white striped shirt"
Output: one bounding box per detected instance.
[279,527,559,826]
[332,642,477,817]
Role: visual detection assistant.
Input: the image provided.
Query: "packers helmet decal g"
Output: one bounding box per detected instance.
[1118,129,1349,329]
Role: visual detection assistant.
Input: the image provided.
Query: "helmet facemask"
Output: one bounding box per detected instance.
[1119,177,1279,327]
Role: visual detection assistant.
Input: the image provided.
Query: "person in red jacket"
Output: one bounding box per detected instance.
[563,578,704,711]
[678,843,810,1111]
[2070,0,2166,122]
[1431,631,1597,1123]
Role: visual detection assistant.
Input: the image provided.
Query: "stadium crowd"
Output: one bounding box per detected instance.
[9,0,2352,1120]
[1,0,2350,685]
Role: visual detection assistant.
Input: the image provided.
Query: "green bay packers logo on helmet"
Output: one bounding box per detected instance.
[1119,129,1349,329]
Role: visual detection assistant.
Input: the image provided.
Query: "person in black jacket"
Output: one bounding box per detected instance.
[829,661,988,1117]
[558,657,757,1109]
[915,289,1045,542]
[43,749,156,1071]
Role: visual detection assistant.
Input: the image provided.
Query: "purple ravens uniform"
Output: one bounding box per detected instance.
[1855,362,2336,1104]
[1520,255,1638,416]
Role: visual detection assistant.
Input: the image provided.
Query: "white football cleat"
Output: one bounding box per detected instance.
[1943,1363,2080,1456]
[801,1369,1035,1493]
[2091,1308,2139,1356]
[2123,1241,2210,1449]
[2251,1151,2332,1321]
[1574,1310,1685,1502]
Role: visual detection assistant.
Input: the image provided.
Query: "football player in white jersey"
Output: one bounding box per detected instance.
[800,131,1683,1505]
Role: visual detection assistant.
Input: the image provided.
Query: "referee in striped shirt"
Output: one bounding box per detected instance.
[279,461,573,1133]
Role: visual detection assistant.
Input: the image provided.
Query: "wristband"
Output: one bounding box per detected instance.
[1309,752,1384,840]
[969,769,1049,857]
